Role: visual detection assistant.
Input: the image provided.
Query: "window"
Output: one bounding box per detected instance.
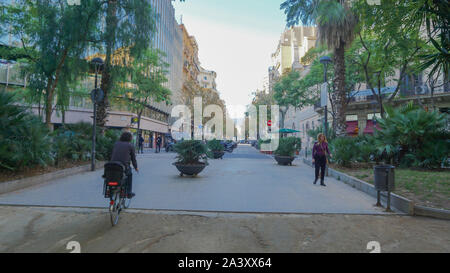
[367,113,381,120]
[346,115,358,121]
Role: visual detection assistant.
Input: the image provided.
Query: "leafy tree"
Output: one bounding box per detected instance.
[250,88,275,139]
[350,1,428,117]
[273,71,313,129]
[281,0,358,136]
[1,0,100,129]
[95,0,157,130]
[120,48,172,147]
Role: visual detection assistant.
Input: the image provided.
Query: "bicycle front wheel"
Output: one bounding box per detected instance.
[109,190,121,226]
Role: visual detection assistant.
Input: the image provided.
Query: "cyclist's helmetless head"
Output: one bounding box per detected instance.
[120,132,133,142]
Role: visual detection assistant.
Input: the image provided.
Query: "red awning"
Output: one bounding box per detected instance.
[363,120,381,134]
[346,121,358,136]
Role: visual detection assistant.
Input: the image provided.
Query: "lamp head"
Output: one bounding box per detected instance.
[319,56,332,65]
[91,57,104,66]
[91,57,104,72]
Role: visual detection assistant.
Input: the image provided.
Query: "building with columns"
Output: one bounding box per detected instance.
[268,26,317,92]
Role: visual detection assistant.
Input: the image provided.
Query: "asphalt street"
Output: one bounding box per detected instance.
[0,145,392,214]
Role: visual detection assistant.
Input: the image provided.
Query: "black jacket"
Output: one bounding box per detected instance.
[111,141,138,170]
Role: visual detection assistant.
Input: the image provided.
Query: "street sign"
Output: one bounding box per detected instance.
[321,83,328,107]
[267,120,272,127]
[90,88,104,104]
[131,117,138,124]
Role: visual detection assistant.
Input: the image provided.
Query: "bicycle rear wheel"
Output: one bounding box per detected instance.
[109,190,121,226]
[123,196,131,209]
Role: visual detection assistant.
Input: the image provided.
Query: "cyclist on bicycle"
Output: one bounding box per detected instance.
[110,131,138,199]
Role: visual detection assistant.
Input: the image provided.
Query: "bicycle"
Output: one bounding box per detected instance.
[106,181,131,226]
[103,161,133,226]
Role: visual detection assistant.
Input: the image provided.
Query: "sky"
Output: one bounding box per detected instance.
[172,0,288,119]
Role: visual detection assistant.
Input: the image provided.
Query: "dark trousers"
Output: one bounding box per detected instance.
[138,144,143,154]
[156,144,161,153]
[125,167,132,194]
[314,155,327,181]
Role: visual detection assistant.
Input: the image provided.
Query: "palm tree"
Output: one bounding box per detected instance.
[281,0,358,136]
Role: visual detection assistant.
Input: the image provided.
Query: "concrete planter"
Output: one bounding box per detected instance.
[274,155,295,166]
[173,162,208,177]
[212,151,225,159]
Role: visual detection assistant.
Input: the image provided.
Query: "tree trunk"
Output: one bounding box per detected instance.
[44,49,68,130]
[97,0,118,132]
[45,85,54,131]
[333,42,347,137]
[280,109,287,129]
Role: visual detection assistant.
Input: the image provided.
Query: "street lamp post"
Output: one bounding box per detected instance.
[90,57,104,171]
[319,56,332,140]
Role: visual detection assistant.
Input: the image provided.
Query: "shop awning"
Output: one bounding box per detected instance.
[363,120,381,134]
[346,121,359,136]
[270,128,301,134]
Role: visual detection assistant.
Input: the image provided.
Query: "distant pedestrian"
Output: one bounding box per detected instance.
[312,133,332,186]
[138,134,144,154]
[156,135,162,153]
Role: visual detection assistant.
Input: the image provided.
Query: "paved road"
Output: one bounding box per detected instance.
[1,206,449,253]
[0,145,391,214]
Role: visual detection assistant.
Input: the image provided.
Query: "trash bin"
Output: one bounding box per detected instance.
[374,165,395,191]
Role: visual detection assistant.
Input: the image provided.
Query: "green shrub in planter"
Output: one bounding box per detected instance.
[330,137,357,167]
[375,105,449,168]
[174,140,208,164]
[0,91,54,171]
[206,138,224,159]
[52,129,90,163]
[354,135,378,163]
[207,138,224,152]
[257,139,271,150]
[274,137,301,156]
[96,129,121,160]
[52,123,121,164]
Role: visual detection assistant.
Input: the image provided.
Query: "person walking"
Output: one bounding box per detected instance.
[138,134,144,154]
[312,133,332,186]
[156,135,162,153]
